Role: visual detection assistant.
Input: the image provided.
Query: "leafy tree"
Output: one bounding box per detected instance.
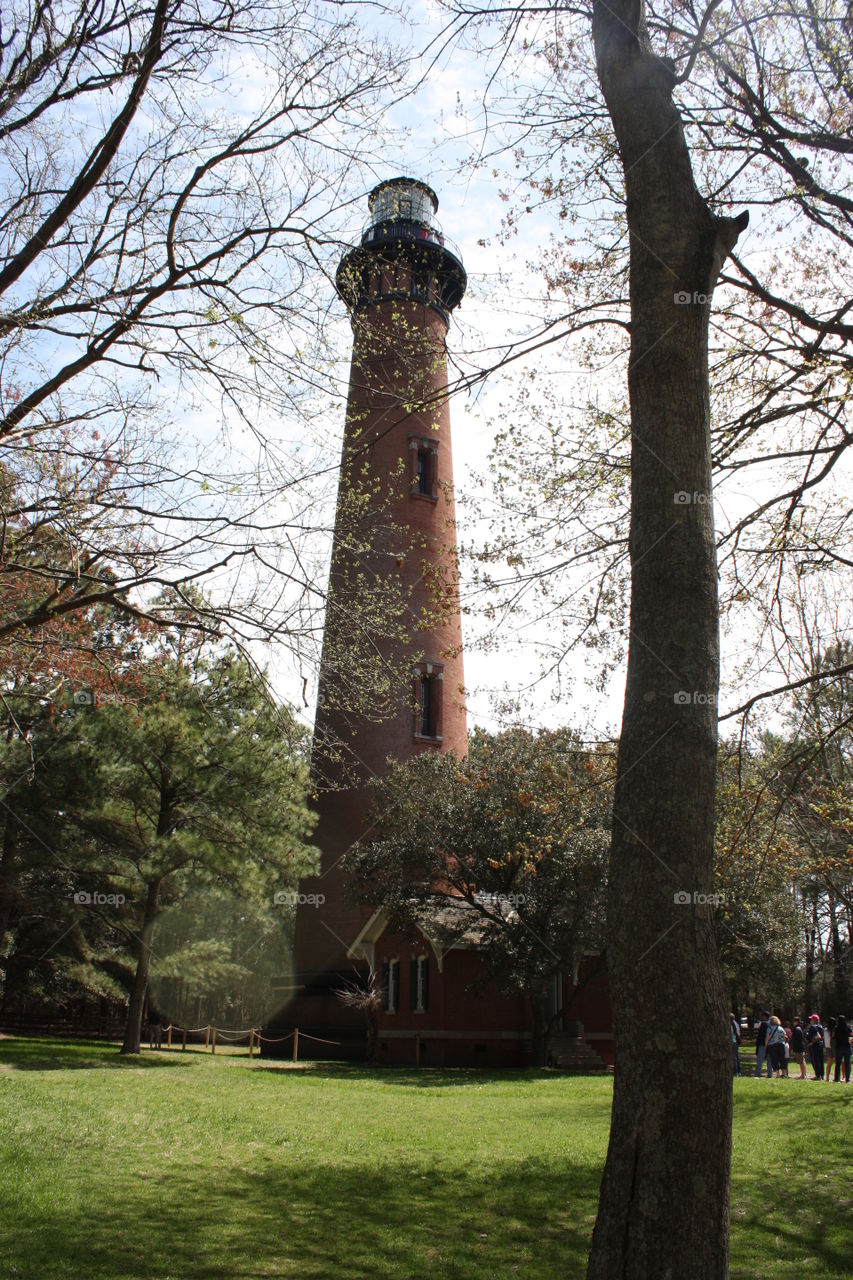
[443,0,753,1266]
[436,0,853,1262]
[714,739,804,1012]
[64,652,317,1053]
[149,886,297,1032]
[346,727,611,1065]
[776,642,853,1011]
[0,589,149,1014]
[0,705,122,1016]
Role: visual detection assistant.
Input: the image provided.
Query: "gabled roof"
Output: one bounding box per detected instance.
[346,896,494,973]
[346,908,389,960]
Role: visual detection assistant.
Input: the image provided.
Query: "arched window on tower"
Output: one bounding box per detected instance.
[409,436,438,500]
[413,662,443,742]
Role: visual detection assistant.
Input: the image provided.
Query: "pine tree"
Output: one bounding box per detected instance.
[67,653,318,1053]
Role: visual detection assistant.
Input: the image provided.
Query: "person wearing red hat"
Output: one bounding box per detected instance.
[806,1014,824,1079]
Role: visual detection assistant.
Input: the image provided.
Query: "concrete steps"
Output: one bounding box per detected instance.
[547,1031,608,1073]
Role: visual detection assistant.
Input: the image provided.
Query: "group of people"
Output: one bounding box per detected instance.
[730,1010,853,1081]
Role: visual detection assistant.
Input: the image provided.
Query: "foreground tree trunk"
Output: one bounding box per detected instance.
[587,4,748,1276]
[120,878,160,1055]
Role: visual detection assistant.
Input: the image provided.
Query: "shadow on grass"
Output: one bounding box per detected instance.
[0,1037,186,1072]
[729,1166,852,1280]
[732,1078,852,1116]
[1,1156,600,1280]
[251,1061,607,1088]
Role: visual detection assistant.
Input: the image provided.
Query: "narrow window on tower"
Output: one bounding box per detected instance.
[409,437,438,500]
[413,663,443,742]
[420,674,432,736]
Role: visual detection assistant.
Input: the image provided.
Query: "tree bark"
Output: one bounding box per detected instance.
[120,877,160,1055]
[830,896,844,995]
[586,3,747,1275]
[0,807,17,961]
[804,885,817,1013]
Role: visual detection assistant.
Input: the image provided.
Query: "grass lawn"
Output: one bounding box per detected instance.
[0,1037,850,1279]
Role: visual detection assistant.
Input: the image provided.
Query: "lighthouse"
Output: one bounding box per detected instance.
[273,178,469,1052]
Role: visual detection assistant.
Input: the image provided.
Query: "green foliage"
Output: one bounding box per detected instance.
[713,644,853,1012]
[0,650,317,1022]
[346,727,612,1003]
[777,643,853,1012]
[149,886,298,1028]
[75,654,317,894]
[714,739,805,1008]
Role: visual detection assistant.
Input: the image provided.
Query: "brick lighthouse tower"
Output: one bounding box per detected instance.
[272,178,469,1053]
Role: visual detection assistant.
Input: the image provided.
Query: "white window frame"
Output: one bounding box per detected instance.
[414,954,429,1013]
[386,956,399,1015]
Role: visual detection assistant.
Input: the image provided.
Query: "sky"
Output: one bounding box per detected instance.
[269,6,634,741]
[8,0,846,743]
[286,1,853,747]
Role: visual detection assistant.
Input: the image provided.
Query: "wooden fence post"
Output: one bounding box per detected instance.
[249,1028,255,1058]
[292,1027,299,1064]
[204,1025,210,1049]
[182,1026,187,1052]
[167,1024,173,1050]
[211,1025,217,1054]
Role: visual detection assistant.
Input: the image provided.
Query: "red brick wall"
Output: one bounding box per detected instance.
[373,925,534,1068]
[294,293,467,978]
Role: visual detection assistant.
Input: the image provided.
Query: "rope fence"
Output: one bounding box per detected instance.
[151,1023,341,1061]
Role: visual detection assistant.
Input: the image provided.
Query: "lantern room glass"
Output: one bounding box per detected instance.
[368,181,437,229]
